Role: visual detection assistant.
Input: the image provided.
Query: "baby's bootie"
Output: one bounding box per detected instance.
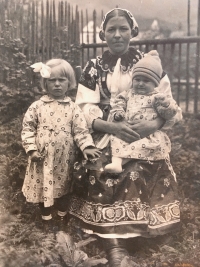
[104,163,123,173]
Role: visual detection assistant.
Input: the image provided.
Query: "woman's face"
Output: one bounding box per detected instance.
[104,16,132,56]
[46,66,69,99]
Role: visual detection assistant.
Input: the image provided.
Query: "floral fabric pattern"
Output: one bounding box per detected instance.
[21,95,94,207]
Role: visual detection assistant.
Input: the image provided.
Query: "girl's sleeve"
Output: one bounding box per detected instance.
[21,103,38,154]
[75,59,102,131]
[157,73,182,130]
[72,103,95,151]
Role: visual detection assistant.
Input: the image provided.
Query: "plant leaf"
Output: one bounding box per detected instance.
[82,257,108,267]
[76,237,97,249]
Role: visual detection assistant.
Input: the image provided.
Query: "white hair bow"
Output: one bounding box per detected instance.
[30,62,51,78]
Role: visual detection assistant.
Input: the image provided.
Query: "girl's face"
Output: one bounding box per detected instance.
[46,67,69,99]
[132,76,156,95]
[104,16,132,56]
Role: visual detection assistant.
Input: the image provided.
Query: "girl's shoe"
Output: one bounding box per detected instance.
[55,213,70,231]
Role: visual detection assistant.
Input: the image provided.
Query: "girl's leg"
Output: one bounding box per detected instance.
[39,202,52,220]
[38,203,53,232]
[56,194,70,230]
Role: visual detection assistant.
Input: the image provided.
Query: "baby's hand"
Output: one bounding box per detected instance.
[29,151,44,162]
[114,111,125,121]
[154,94,170,108]
[83,147,102,160]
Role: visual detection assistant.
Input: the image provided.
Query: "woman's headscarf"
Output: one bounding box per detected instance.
[99,8,139,41]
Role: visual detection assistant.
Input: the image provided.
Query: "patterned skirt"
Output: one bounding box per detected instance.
[69,145,180,238]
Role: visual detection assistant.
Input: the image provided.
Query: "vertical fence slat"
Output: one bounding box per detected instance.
[86,9,89,59]
[186,42,190,112]
[46,0,50,59]
[41,0,44,61]
[177,43,182,106]
[31,1,35,60]
[49,1,53,58]
[194,40,200,113]
[101,10,104,55]
[35,0,39,56]
[27,1,31,60]
[93,10,97,58]
[67,3,71,50]
[60,0,64,50]
[52,0,57,56]
[81,10,84,66]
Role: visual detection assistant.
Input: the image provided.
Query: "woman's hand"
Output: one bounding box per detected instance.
[83,147,102,160]
[111,121,141,143]
[93,119,141,143]
[127,117,165,138]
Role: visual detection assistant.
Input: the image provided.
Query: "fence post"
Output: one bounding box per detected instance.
[93,9,96,58]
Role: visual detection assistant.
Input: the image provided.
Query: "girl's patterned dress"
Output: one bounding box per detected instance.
[21,95,94,207]
[69,48,182,238]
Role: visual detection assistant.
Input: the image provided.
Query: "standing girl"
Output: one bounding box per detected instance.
[69,8,182,267]
[21,59,100,232]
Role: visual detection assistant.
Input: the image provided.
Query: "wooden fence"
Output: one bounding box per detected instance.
[0,0,80,63]
[0,0,200,113]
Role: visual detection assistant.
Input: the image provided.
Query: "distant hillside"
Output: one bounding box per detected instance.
[87,14,179,31]
[135,16,178,32]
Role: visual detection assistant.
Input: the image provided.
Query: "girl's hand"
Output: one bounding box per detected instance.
[83,147,102,160]
[29,151,44,162]
[127,117,165,138]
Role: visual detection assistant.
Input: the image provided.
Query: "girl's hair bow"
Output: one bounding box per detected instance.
[30,62,51,78]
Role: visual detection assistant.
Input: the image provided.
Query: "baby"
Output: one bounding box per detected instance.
[104,51,179,173]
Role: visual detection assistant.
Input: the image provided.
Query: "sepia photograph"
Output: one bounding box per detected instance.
[0,0,199,266]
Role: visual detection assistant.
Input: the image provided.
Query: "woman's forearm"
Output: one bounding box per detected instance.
[128,116,165,138]
[92,118,116,135]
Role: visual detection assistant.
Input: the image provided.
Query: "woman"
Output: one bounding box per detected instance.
[69,8,182,266]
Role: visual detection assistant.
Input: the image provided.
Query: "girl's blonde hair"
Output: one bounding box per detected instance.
[41,59,76,91]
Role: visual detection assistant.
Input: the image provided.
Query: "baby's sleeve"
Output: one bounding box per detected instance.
[155,94,179,120]
[21,103,38,154]
[110,90,129,120]
[157,74,182,129]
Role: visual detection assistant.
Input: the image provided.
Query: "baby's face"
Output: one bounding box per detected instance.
[132,75,156,95]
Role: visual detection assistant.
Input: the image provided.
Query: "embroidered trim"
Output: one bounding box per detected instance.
[69,196,180,227]
[97,47,144,73]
